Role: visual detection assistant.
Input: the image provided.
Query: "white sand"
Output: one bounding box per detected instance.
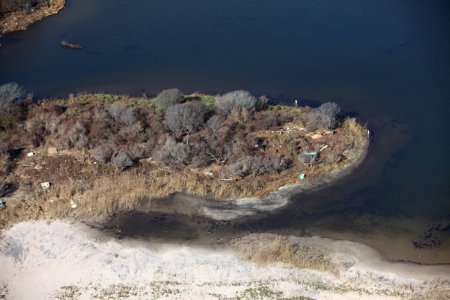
[1,221,449,300]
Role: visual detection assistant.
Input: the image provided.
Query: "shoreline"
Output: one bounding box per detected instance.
[200,135,369,221]
[0,0,65,37]
[1,220,449,299]
[308,217,450,266]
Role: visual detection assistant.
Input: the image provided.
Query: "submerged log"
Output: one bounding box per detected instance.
[60,40,82,49]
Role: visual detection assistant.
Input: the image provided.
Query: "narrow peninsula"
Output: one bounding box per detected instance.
[0,85,369,227]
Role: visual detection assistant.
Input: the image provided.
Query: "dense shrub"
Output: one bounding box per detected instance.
[214,90,257,114]
[163,101,209,135]
[156,88,184,109]
[111,149,134,170]
[306,102,341,130]
[228,155,289,177]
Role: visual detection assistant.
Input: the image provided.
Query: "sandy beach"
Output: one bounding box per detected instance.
[1,221,448,299]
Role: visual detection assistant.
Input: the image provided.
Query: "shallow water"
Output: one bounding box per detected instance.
[1,0,449,262]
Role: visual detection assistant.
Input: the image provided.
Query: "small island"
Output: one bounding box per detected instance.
[60,40,82,49]
[0,83,369,227]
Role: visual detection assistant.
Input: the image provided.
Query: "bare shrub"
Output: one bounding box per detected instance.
[91,144,113,163]
[0,145,12,176]
[318,102,340,117]
[24,118,46,141]
[58,120,89,149]
[156,88,184,109]
[118,122,144,143]
[154,137,191,167]
[189,143,213,167]
[263,155,289,173]
[128,143,152,160]
[111,149,134,170]
[214,90,257,114]
[306,102,341,130]
[0,82,25,109]
[206,115,224,135]
[227,106,252,125]
[228,156,253,177]
[256,95,269,111]
[107,102,138,126]
[0,182,14,197]
[0,158,11,176]
[90,109,114,141]
[107,102,127,120]
[228,155,289,177]
[120,107,138,126]
[163,101,209,135]
[207,139,249,164]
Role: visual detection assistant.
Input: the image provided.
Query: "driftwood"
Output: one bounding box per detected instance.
[61,40,83,49]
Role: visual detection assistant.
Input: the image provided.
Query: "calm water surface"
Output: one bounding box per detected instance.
[1,0,449,261]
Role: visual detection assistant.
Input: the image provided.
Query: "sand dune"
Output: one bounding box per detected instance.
[1,221,449,299]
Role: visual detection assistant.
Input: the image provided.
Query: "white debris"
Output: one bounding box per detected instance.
[204,172,214,177]
[40,182,50,190]
[70,199,77,209]
[27,152,35,157]
[319,145,329,152]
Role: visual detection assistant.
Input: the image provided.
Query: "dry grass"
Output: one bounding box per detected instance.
[0,118,368,227]
[233,235,339,274]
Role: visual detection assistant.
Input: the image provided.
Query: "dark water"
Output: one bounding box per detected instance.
[1,0,450,260]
